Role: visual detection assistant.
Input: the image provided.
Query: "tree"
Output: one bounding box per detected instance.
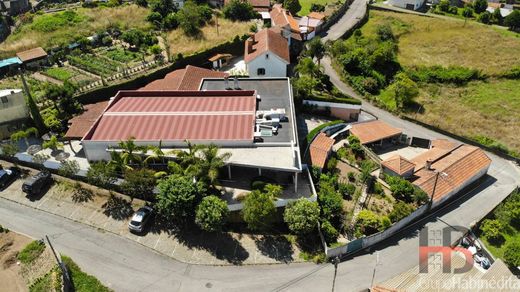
[358,160,373,186]
[163,13,179,30]
[480,219,504,243]
[389,201,414,223]
[503,239,520,267]
[0,142,19,158]
[389,72,419,109]
[478,11,491,24]
[118,137,146,167]
[195,195,229,231]
[386,176,416,203]
[310,3,325,12]
[356,210,384,236]
[156,174,207,220]
[505,10,520,31]
[376,24,395,42]
[43,82,80,121]
[320,220,338,244]
[197,144,231,188]
[317,181,343,225]
[295,57,320,78]
[87,162,117,188]
[284,199,320,235]
[223,0,257,21]
[136,0,148,7]
[120,168,157,200]
[473,0,487,14]
[307,37,326,65]
[438,0,450,13]
[283,0,301,15]
[242,190,276,231]
[462,7,473,26]
[177,1,209,36]
[58,160,80,177]
[149,0,176,17]
[491,8,503,25]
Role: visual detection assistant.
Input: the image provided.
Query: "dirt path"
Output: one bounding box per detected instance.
[0,231,31,292]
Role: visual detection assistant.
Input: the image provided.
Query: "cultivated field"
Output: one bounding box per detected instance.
[366,11,520,76]
[0,5,151,57]
[166,18,252,56]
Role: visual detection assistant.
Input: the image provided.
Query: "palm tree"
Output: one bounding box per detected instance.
[118,137,146,167]
[144,140,166,166]
[108,148,131,174]
[197,144,231,188]
[176,140,203,168]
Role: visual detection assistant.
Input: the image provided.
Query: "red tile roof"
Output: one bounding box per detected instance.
[84,90,257,142]
[270,4,300,32]
[412,145,491,201]
[140,65,228,91]
[16,47,47,63]
[65,101,109,139]
[381,155,415,176]
[244,28,290,64]
[349,120,402,144]
[308,12,326,20]
[309,133,334,169]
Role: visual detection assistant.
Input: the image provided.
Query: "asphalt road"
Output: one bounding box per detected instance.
[321,0,368,42]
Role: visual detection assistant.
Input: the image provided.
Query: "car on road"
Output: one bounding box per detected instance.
[128,206,154,233]
[0,167,19,190]
[22,171,52,196]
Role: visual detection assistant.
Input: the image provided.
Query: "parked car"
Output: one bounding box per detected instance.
[128,206,154,233]
[0,167,19,190]
[480,257,491,269]
[22,171,52,196]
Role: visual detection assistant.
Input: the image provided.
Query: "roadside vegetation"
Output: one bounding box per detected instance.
[477,189,520,268]
[331,10,520,156]
[61,256,112,292]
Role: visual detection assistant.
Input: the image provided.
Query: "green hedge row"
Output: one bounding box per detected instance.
[305,93,361,106]
[306,120,344,143]
[406,65,482,85]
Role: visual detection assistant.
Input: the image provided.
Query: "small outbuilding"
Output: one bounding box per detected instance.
[381,155,415,178]
[388,0,425,10]
[349,120,402,146]
[309,132,335,170]
[16,47,48,69]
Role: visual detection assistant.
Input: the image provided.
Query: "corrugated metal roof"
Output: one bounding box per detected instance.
[0,57,22,68]
[86,90,257,142]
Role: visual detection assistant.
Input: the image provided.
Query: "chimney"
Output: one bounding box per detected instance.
[425,159,433,170]
[233,77,240,90]
[224,76,231,90]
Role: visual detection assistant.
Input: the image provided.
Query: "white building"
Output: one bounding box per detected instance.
[244,28,290,77]
[0,89,29,139]
[388,0,425,10]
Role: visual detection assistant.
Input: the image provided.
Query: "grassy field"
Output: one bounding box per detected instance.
[365,11,520,76]
[166,18,252,56]
[0,5,151,57]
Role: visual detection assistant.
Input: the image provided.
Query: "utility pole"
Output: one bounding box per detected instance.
[331,256,340,292]
[370,251,380,288]
[46,235,72,291]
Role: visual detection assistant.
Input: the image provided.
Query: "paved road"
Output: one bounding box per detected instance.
[322,0,368,42]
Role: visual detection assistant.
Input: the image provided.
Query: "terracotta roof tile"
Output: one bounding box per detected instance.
[431,139,457,150]
[208,53,232,62]
[381,155,415,175]
[244,28,290,64]
[139,65,228,91]
[16,47,47,63]
[350,120,402,144]
[412,145,491,201]
[65,101,109,139]
[270,4,300,32]
[84,90,257,142]
[309,133,334,169]
[308,12,326,20]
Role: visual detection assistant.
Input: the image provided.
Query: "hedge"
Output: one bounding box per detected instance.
[406,65,482,85]
[306,120,344,143]
[304,94,361,106]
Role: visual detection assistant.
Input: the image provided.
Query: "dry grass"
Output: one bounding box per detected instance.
[367,11,520,76]
[0,5,151,57]
[410,79,520,153]
[166,18,252,56]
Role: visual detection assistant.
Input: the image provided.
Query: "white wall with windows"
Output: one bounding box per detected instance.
[246,52,288,78]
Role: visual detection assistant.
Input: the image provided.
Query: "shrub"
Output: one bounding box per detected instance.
[61,256,111,292]
[242,189,276,231]
[389,201,414,223]
[376,24,395,42]
[356,210,382,236]
[58,160,80,177]
[121,168,157,201]
[480,219,504,243]
[156,174,207,220]
[347,171,356,182]
[0,224,9,233]
[284,199,320,235]
[18,240,45,264]
[283,0,301,15]
[406,66,481,85]
[195,195,229,232]
[505,10,520,31]
[223,0,257,21]
[318,181,344,225]
[321,220,339,244]
[473,0,487,14]
[310,3,325,12]
[503,239,520,267]
[338,183,356,199]
[306,120,344,143]
[251,180,267,191]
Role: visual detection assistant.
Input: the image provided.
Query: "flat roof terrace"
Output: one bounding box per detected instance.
[200,78,297,145]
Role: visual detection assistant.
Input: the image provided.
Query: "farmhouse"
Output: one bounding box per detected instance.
[0,89,29,139]
[244,28,290,77]
[270,4,302,41]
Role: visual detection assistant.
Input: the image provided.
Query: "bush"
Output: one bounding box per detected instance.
[0,224,9,233]
[303,93,361,105]
[223,0,257,21]
[58,160,80,177]
[503,239,520,267]
[284,199,320,235]
[306,120,344,143]
[338,183,356,199]
[195,196,229,232]
[356,210,383,236]
[283,0,301,15]
[156,174,207,220]
[121,168,157,201]
[61,256,111,292]
[242,190,276,231]
[310,3,325,13]
[251,180,267,191]
[406,66,481,85]
[480,219,504,243]
[18,240,46,264]
[389,201,414,223]
[321,220,339,244]
[318,181,344,225]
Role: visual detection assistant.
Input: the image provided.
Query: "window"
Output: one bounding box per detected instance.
[257,68,266,76]
[1,96,7,104]
[265,54,269,59]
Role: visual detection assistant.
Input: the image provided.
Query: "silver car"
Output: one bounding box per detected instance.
[128,206,153,233]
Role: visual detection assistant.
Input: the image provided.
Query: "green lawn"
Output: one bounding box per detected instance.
[17,240,46,264]
[298,0,339,16]
[101,48,141,63]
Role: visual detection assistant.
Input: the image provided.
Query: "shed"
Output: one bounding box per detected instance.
[349,120,402,145]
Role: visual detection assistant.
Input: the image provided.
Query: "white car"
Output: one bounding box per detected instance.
[128,206,154,233]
